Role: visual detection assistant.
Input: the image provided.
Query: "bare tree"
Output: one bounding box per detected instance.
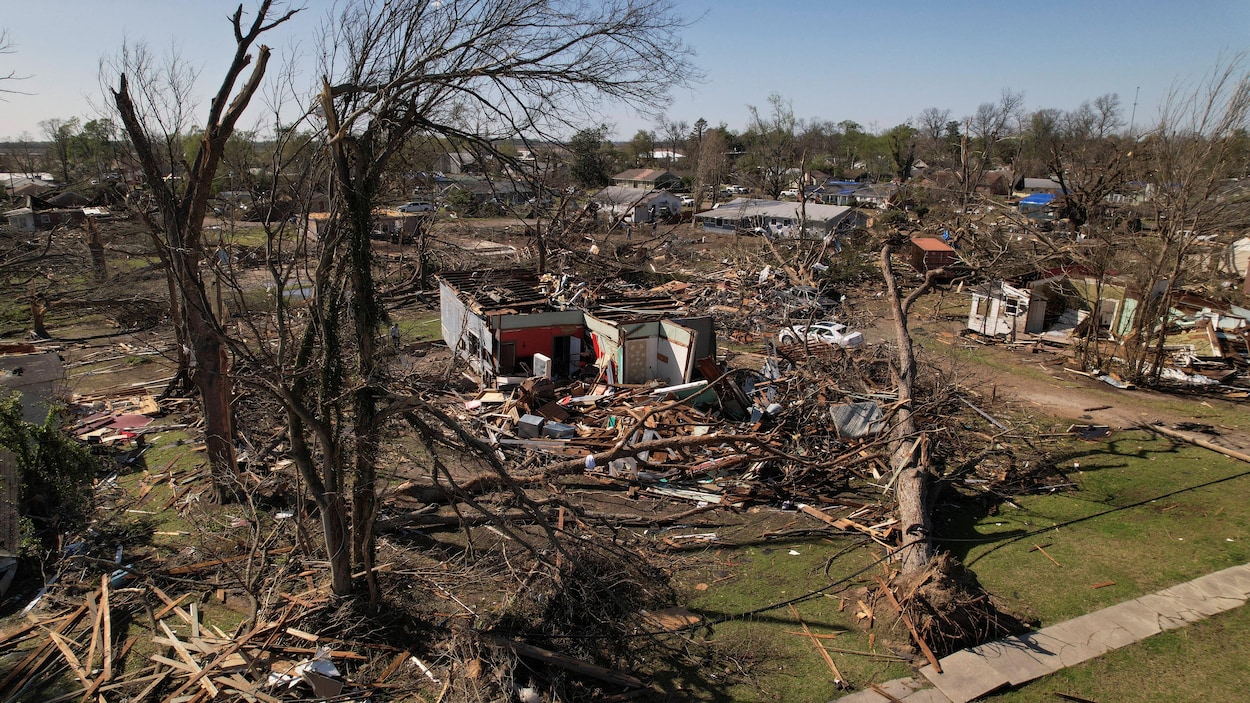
[917,107,950,143]
[0,29,31,98]
[1122,58,1250,382]
[743,93,798,198]
[695,126,728,209]
[655,115,689,167]
[108,1,299,502]
[262,0,696,597]
[957,89,1024,211]
[39,118,80,183]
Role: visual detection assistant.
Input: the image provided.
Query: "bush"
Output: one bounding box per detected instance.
[0,393,98,552]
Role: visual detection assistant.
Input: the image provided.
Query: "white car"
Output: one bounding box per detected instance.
[398,201,434,213]
[780,189,799,199]
[776,321,864,348]
[680,196,696,207]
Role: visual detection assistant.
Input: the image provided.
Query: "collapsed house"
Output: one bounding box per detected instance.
[3,195,86,232]
[968,273,1250,376]
[967,272,1166,342]
[438,270,716,388]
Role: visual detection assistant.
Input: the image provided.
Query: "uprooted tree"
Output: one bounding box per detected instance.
[108,1,298,502]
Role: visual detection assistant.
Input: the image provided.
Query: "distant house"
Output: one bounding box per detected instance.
[806,181,861,206]
[590,186,681,224]
[852,183,899,209]
[907,237,957,273]
[694,198,861,238]
[611,168,681,190]
[918,169,1012,197]
[3,195,84,232]
[3,175,58,198]
[434,151,478,175]
[443,176,533,207]
[305,209,426,240]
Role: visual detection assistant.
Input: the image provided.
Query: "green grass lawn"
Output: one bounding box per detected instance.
[397,310,442,342]
[656,535,911,701]
[666,429,1250,702]
[949,430,1250,610]
[942,430,1250,700]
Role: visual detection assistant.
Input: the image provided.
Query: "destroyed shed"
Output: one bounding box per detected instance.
[583,307,715,386]
[439,271,586,383]
[967,281,1036,339]
[438,270,717,387]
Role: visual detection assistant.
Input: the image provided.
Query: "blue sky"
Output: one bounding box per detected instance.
[1,0,1247,141]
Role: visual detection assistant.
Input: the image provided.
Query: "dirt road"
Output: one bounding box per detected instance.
[942,339,1250,456]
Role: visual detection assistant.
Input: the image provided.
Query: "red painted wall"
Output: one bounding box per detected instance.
[498,324,584,359]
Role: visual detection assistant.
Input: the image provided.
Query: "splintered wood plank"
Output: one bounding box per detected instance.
[876,576,941,673]
[160,621,219,697]
[0,606,88,694]
[377,649,411,683]
[788,603,845,689]
[100,576,113,681]
[48,631,92,688]
[152,587,194,624]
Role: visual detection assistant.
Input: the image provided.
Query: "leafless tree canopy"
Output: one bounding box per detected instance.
[319,0,696,142]
[0,27,32,97]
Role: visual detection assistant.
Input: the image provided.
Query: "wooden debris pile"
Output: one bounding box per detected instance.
[1,567,426,702]
[404,346,932,548]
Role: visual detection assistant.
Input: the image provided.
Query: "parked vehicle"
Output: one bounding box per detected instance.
[680,196,696,207]
[780,189,799,199]
[776,321,864,348]
[398,201,434,213]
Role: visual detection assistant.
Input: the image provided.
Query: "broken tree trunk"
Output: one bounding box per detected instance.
[85,216,108,282]
[1140,424,1250,464]
[880,243,936,575]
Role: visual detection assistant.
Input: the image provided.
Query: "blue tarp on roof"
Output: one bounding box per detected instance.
[1020,193,1056,206]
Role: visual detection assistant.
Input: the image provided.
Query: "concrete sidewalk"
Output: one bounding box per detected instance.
[834,562,1250,703]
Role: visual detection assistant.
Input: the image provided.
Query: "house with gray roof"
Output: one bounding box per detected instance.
[590,186,681,224]
[694,198,862,238]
